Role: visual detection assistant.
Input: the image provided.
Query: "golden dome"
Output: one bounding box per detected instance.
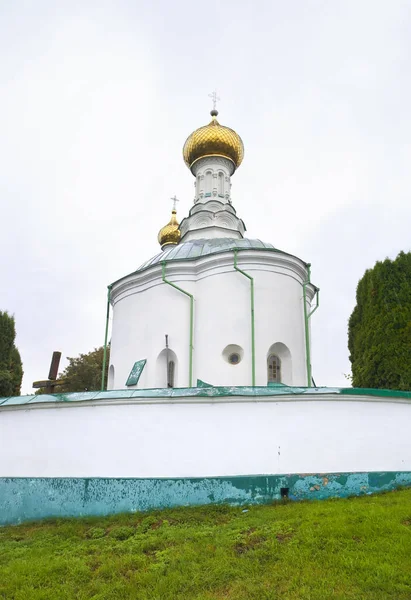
[183,110,244,172]
[158,209,181,249]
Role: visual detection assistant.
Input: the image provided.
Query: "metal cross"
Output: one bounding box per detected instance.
[171,195,179,210]
[208,90,220,111]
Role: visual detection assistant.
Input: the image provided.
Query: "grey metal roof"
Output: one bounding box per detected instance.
[136,238,276,272]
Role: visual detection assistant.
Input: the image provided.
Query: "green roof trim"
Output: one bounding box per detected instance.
[125,359,146,387]
[340,387,411,399]
[197,379,213,388]
[1,386,411,407]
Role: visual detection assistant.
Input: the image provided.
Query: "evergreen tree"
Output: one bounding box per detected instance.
[0,311,23,396]
[10,346,23,395]
[348,251,411,390]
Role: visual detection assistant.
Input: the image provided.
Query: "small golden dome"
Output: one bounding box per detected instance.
[158,209,181,249]
[183,110,244,172]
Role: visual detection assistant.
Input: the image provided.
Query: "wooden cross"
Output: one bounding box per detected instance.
[33,351,66,393]
[208,90,220,111]
[171,195,179,210]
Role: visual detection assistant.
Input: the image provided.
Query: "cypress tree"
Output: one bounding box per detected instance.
[348,251,411,390]
[0,311,23,397]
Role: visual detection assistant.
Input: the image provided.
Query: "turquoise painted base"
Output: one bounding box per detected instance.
[1,472,411,526]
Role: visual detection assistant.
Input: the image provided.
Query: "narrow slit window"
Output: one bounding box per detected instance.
[168,360,175,388]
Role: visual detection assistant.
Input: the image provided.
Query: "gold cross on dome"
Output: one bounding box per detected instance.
[208,90,220,111]
[171,195,179,210]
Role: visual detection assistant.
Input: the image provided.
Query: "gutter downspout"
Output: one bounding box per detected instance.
[161,262,194,387]
[233,249,256,386]
[302,265,320,387]
[101,285,112,391]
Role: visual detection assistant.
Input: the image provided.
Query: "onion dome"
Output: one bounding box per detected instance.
[183,110,244,173]
[158,209,181,250]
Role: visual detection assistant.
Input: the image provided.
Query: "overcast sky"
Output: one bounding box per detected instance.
[1,1,410,393]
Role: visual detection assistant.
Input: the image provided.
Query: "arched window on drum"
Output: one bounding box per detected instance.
[205,171,212,196]
[218,172,224,196]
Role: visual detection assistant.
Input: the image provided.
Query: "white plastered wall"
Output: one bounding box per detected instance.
[109,277,193,389]
[1,396,410,478]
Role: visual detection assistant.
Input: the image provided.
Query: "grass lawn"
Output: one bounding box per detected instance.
[1,489,411,599]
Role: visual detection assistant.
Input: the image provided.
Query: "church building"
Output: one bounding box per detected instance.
[2,102,410,527]
[107,105,319,390]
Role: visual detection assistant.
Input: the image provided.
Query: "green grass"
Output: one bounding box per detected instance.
[1,490,411,599]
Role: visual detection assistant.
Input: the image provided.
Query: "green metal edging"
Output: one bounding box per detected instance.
[2,385,411,406]
[161,262,194,387]
[197,379,213,388]
[340,387,411,398]
[233,249,256,386]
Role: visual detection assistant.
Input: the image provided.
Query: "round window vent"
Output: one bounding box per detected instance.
[228,353,240,365]
[222,344,244,365]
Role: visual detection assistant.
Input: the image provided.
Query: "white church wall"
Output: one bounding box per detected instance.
[253,269,306,386]
[193,262,307,386]
[109,250,315,389]
[195,269,251,386]
[1,395,411,479]
[109,276,193,389]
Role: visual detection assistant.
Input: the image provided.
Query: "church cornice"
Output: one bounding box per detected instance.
[110,248,317,305]
[189,201,238,216]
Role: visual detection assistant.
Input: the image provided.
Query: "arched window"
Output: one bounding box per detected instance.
[156,348,178,388]
[168,360,175,388]
[205,171,212,196]
[218,172,224,196]
[267,354,281,383]
[196,175,201,198]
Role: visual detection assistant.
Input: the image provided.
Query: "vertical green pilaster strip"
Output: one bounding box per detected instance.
[302,276,311,387]
[307,287,320,385]
[161,262,194,387]
[234,249,256,386]
[303,265,320,387]
[101,285,112,391]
